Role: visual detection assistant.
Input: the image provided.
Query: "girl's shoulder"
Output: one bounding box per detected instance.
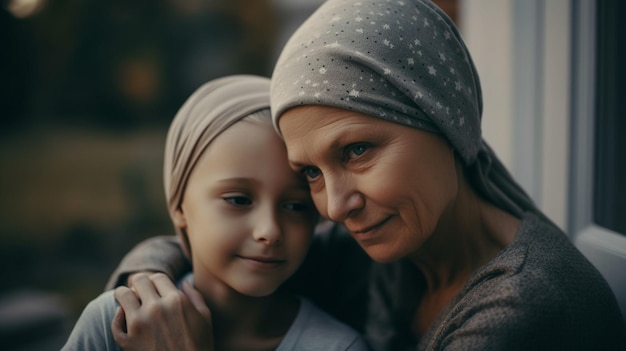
[61,290,121,351]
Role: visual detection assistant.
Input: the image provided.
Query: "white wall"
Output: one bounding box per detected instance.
[459,0,514,169]
[462,0,626,320]
[460,0,570,230]
[540,0,571,231]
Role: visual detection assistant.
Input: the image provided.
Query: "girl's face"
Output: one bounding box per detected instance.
[279,105,458,263]
[176,119,317,297]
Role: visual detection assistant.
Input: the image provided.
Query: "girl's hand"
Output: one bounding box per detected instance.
[112,273,214,351]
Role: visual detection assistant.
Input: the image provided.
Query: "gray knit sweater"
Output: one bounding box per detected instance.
[366,212,625,350]
[107,213,625,350]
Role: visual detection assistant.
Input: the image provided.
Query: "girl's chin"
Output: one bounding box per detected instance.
[233,283,281,298]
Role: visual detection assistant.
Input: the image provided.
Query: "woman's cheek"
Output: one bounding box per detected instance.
[310,192,329,219]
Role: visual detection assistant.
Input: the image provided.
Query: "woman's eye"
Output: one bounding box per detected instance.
[346,143,369,158]
[302,167,321,180]
[223,196,252,206]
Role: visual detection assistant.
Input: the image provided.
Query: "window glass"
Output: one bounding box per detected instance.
[593,0,626,234]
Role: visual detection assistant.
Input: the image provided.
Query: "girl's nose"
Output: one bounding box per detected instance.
[252,207,282,245]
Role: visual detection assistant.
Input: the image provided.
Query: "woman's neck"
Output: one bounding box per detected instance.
[409,171,520,294]
[408,171,521,337]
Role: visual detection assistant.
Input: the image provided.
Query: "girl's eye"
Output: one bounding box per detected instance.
[284,201,311,212]
[223,196,252,206]
[346,143,369,158]
[302,167,322,180]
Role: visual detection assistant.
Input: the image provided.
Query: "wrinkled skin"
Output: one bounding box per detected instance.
[112,273,214,351]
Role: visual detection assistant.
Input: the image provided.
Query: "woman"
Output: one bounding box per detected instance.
[107,0,625,349]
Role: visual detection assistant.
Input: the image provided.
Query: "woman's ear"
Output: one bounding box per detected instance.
[172,208,187,229]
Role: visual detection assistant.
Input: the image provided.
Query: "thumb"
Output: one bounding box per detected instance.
[182,280,212,320]
[111,306,129,344]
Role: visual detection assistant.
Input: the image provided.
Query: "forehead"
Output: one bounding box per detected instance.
[207,121,276,160]
[279,106,390,138]
[278,106,376,167]
[279,106,394,156]
[191,120,299,185]
[278,105,452,167]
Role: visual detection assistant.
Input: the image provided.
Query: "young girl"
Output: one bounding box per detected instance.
[62,75,369,351]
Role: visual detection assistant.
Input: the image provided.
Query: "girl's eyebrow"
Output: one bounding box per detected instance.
[216,176,310,191]
[214,177,260,186]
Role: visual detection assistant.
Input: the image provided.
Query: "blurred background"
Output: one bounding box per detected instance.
[2,0,626,350]
[0,0,456,349]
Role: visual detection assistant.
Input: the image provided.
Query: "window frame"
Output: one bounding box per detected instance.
[569,0,626,319]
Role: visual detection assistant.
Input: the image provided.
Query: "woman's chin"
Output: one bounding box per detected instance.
[360,244,405,264]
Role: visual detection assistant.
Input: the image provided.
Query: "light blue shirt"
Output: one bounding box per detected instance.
[63,281,369,351]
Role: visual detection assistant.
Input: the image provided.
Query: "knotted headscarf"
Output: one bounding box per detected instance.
[271,0,537,217]
[164,75,271,256]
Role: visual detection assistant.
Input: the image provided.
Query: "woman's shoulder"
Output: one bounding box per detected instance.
[471,212,618,307]
[439,212,625,349]
[278,297,370,351]
[483,212,614,292]
[513,213,617,298]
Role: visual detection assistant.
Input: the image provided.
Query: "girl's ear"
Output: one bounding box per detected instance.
[172,208,187,228]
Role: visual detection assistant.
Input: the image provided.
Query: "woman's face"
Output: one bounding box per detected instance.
[279,105,458,263]
[176,119,317,297]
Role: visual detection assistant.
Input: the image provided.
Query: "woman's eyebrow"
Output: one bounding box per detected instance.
[287,125,361,168]
[288,160,305,169]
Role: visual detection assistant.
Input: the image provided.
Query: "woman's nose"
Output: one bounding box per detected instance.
[252,207,282,245]
[325,173,364,222]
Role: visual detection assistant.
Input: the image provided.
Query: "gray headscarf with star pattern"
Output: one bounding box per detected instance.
[271,0,537,218]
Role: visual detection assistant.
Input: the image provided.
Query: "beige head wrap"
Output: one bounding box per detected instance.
[164,75,271,256]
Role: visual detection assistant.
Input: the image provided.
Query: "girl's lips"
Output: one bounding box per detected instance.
[238,256,285,269]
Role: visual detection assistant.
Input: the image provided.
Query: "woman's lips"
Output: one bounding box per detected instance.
[349,217,391,242]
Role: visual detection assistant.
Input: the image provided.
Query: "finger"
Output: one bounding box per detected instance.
[182,281,212,321]
[131,273,161,302]
[150,273,179,298]
[111,306,128,343]
[126,271,158,288]
[114,286,141,312]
